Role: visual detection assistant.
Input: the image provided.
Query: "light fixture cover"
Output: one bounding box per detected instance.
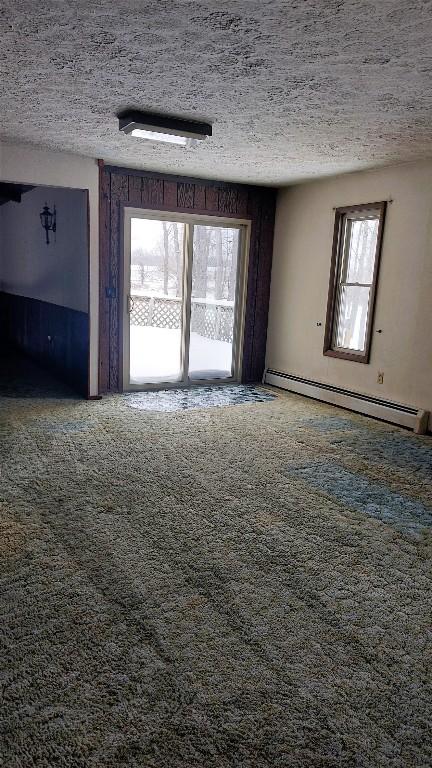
[130,129,188,146]
[118,111,212,145]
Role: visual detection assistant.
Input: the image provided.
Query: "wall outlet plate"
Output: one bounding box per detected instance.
[377,371,384,384]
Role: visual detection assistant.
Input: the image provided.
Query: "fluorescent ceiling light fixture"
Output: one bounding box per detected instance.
[130,128,188,145]
[119,110,212,147]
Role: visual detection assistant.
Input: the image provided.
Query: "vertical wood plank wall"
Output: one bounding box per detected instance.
[99,163,276,393]
[0,292,89,395]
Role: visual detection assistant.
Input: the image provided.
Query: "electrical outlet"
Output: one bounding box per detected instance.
[377,371,384,384]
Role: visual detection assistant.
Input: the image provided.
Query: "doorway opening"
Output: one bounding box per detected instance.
[123,210,250,391]
[0,181,90,398]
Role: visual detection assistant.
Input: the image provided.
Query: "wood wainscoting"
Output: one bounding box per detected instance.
[99,162,276,393]
[0,292,89,395]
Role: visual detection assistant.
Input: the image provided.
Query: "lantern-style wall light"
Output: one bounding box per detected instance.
[40,203,56,245]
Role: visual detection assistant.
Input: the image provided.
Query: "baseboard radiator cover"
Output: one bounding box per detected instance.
[264,368,427,432]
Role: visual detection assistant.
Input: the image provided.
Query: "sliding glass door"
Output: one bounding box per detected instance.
[189,225,239,380]
[123,210,248,390]
[128,217,186,385]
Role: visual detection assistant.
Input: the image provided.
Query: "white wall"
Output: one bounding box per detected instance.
[0,142,99,395]
[266,159,432,415]
[0,186,88,312]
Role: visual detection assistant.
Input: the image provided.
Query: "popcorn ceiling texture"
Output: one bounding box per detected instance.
[1,0,432,183]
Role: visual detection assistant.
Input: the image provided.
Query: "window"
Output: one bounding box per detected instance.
[323,201,386,363]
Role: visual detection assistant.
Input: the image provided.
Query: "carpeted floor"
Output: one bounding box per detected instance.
[1,354,431,767]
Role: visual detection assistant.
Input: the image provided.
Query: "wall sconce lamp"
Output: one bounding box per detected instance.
[40,203,56,245]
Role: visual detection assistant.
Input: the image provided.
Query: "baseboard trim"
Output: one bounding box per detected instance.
[264,368,428,432]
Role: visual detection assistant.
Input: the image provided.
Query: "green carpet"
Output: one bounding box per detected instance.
[1,358,431,767]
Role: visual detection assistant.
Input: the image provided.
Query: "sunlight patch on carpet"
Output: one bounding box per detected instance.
[125,385,276,412]
[287,461,432,538]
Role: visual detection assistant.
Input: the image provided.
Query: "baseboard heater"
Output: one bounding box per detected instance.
[264,368,429,433]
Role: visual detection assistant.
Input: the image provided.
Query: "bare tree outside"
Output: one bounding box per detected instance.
[131,221,239,302]
[162,222,169,295]
[171,223,182,297]
[214,227,224,300]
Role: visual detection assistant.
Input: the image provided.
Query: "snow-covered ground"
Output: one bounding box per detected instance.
[129,325,233,385]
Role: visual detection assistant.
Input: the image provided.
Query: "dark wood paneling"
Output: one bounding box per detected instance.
[218,188,240,215]
[163,181,177,209]
[194,185,206,211]
[250,194,276,381]
[109,174,128,392]
[128,176,142,206]
[242,192,262,382]
[177,182,195,209]
[99,165,111,393]
[142,177,164,208]
[98,163,276,393]
[205,186,219,212]
[0,292,89,395]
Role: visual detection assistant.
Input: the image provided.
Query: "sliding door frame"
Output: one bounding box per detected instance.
[122,207,251,391]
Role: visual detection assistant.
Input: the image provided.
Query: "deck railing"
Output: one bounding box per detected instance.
[130,294,234,343]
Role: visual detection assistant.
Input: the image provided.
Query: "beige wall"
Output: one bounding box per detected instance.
[266,160,432,414]
[0,141,99,395]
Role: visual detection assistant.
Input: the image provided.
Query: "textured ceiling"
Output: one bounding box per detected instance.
[1,0,432,185]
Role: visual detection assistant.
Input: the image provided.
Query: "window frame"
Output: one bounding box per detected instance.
[323,201,387,363]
